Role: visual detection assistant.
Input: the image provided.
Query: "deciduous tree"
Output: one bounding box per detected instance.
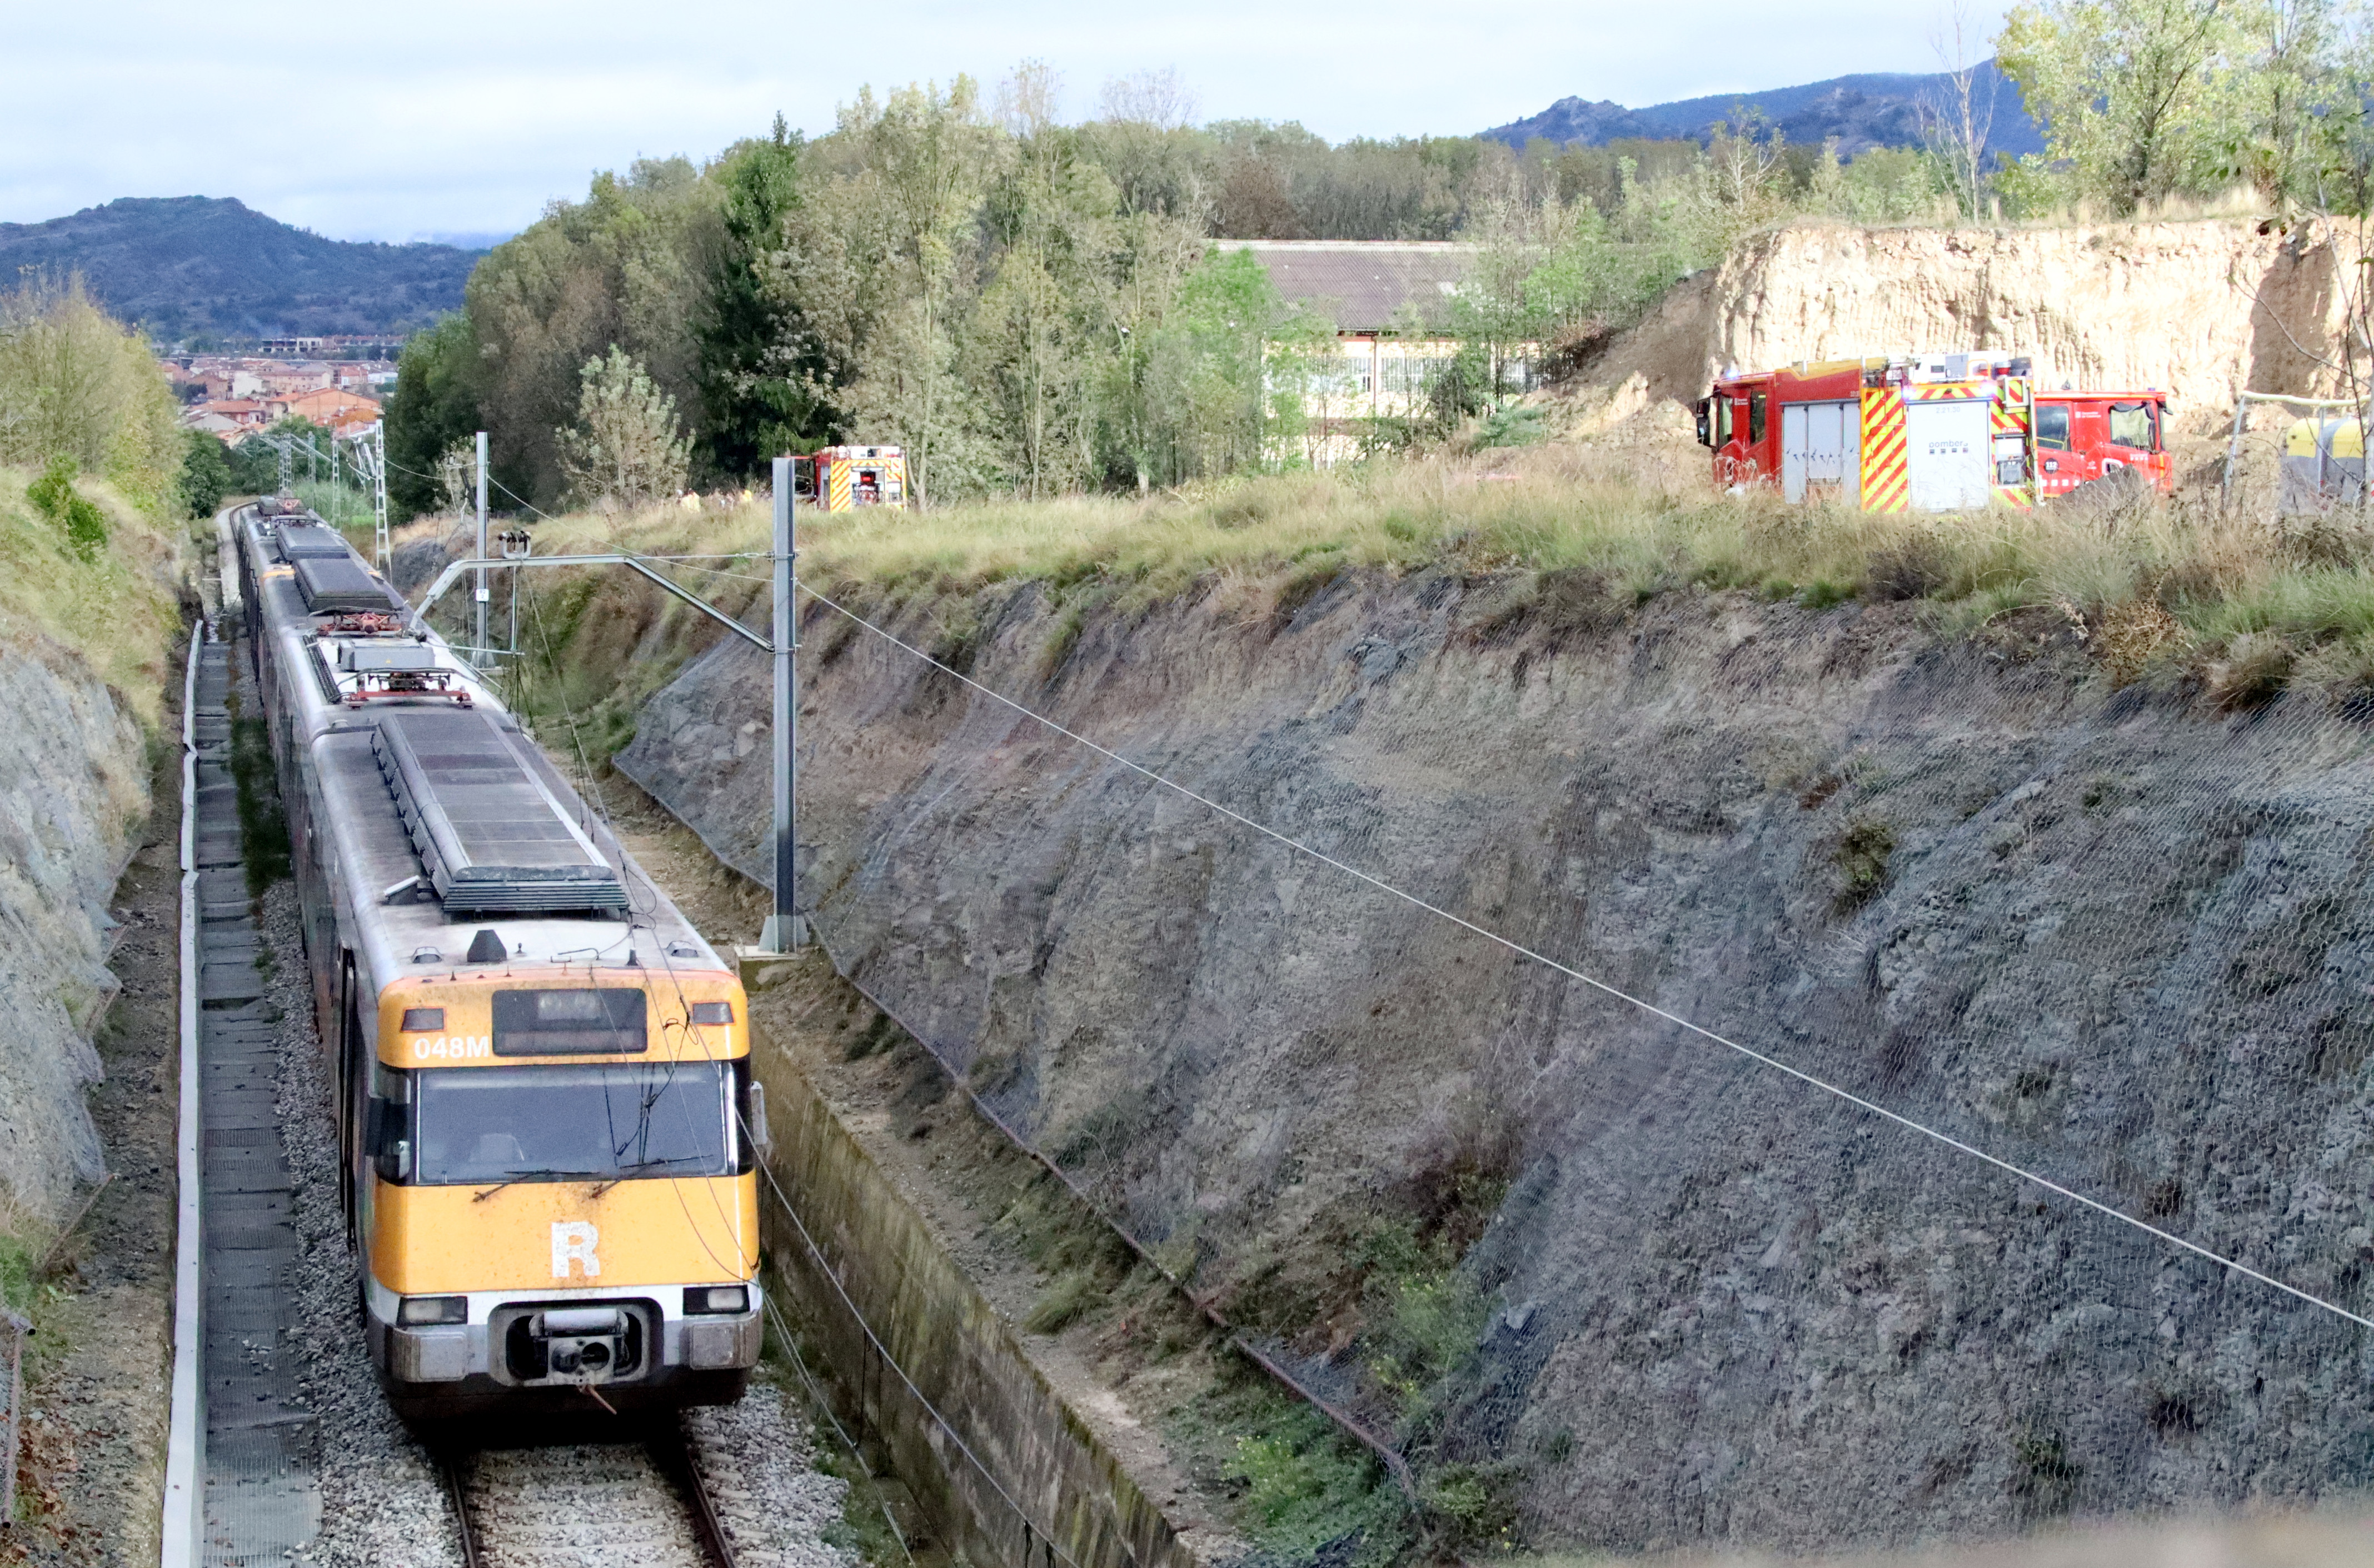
[555,347,691,510]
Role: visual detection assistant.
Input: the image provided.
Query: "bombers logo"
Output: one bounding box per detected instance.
[551,1220,601,1279]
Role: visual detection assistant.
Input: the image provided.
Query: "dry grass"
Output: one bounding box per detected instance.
[453,442,2374,713]
[0,465,185,726]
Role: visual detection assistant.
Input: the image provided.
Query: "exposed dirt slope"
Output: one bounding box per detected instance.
[1578,218,2353,437]
[0,637,159,1221]
[617,573,2374,1555]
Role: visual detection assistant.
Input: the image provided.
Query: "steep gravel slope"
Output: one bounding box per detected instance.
[620,572,2374,1553]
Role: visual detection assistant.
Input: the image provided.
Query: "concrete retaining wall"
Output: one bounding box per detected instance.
[751,1035,1194,1568]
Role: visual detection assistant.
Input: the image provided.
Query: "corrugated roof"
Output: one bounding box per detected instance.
[1219,241,1477,334]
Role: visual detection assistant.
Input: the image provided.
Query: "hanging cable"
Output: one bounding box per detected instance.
[507,571,1093,1568]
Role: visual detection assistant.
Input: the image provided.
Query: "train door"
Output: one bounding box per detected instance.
[1782,401,1858,505]
[1904,399,1992,511]
[337,952,365,1249]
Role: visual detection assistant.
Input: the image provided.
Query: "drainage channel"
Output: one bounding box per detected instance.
[190,626,322,1564]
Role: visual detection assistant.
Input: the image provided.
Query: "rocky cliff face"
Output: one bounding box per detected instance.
[622,576,2374,1551]
[0,636,157,1220]
[1592,218,2352,430]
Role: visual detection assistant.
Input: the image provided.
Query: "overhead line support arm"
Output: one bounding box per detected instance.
[411,555,775,651]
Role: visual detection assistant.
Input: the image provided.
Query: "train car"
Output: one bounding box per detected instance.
[1696,353,2172,509]
[229,506,764,1421]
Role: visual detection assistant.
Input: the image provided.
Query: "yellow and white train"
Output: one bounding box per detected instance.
[231,505,762,1421]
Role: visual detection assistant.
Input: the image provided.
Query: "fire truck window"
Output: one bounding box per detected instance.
[2108,402,2157,451]
[2035,405,2071,450]
[1749,393,1767,445]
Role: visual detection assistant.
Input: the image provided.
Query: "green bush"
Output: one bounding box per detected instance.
[1476,404,1550,450]
[1831,817,1896,912]
[28,453,108,561]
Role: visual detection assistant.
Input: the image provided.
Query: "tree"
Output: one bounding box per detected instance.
[468,157,725,505]
[1921,0,2001,217]
[794,78,1001,505]
[698,116,836,479]
[2226,0,2367,212]
[384,312,483,519]
[0,272,182,515]
[1114,246,1290,482]
[555,347,691,509]
[1997,0,2251,213]
[178,429,232,519]
[974,62,1125,496]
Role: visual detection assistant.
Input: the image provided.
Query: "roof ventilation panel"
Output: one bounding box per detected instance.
[295,557,402,614]
[371,709,629,916]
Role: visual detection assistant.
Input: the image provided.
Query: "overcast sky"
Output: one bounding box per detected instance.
[6,0,2008,243]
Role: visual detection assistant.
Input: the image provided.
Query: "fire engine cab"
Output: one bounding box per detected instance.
[1695,354,2172,510]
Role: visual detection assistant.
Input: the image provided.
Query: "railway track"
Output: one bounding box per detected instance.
[440,1419,739,1568]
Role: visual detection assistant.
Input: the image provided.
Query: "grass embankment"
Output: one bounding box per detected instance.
[464,445,2374,724]
[0,468,182,1309]
[0,463,186,727]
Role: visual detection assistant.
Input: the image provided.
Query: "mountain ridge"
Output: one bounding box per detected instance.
[1485,62,2046,161]
[0,196,481,341]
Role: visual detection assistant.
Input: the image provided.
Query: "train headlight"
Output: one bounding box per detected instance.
[684,1285,748,1315]
[398,1295,467,1326]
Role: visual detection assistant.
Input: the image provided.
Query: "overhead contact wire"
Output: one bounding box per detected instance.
[509,572,1086,1568]
[796,582,2374,1336]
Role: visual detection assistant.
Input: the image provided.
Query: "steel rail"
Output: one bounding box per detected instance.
[438,1427,737,1568]
[440,1449,482,1568]
[649,1420,740,1568]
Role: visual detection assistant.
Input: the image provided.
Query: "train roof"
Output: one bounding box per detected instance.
[235,508,726,992]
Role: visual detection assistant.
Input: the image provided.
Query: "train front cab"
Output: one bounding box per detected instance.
[354,970,765,1421]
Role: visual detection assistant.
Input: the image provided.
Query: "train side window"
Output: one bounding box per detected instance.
[2035,405,2072,450]
[1749,392,1767,445]
[2108,402,2157,451]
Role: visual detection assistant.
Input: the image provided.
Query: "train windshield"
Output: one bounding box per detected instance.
[412,1062,734,1185]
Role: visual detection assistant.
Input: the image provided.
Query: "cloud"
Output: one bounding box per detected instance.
[8,0,2005,240]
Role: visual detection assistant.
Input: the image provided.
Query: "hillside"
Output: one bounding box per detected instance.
[1485,61,2046,161]
[0,196,481,342]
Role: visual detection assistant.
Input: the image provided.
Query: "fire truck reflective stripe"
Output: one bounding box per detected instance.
[1860,388,1909,512]
[1991,387,2035,508]
[827,463,851,511]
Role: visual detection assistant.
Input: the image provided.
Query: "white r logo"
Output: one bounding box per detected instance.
[551,1221,600,1279]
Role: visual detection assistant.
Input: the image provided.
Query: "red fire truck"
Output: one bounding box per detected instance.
[1694,353,2173,510]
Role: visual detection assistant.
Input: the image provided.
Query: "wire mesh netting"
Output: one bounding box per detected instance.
[611,565,2374,1556]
